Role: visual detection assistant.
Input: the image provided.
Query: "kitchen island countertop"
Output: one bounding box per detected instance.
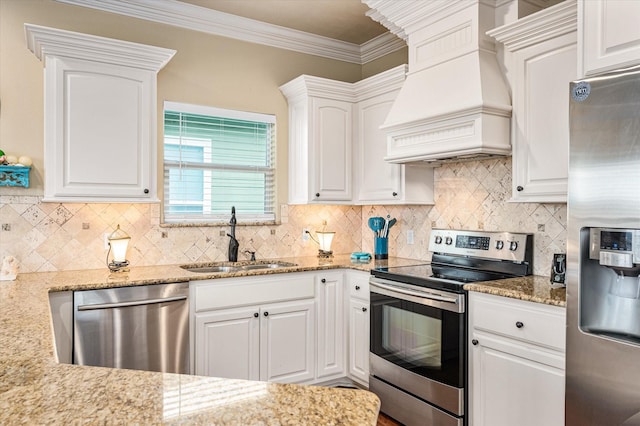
[0,254,406,425]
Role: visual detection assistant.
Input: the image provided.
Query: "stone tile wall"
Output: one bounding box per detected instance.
[0,158,565,276]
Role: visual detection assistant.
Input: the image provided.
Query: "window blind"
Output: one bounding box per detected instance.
[163,102,276,224]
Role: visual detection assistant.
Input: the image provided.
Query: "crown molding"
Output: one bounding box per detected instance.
[488,0,577,51]
[279,63,407,104]
[54,0,405,65]
[25,23,176,70]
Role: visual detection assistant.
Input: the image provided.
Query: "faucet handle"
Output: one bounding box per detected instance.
[244,250,256,261]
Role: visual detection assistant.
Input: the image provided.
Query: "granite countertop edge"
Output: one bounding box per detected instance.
[464,275,567,307]
[0,255,566,424]
[0,254,397,425]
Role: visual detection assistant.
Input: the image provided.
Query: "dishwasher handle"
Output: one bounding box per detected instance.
[77,295,187,311]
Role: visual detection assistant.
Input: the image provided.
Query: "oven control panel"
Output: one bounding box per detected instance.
[429,229,533,262]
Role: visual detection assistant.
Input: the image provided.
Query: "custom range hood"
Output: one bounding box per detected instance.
[364,0,512,163]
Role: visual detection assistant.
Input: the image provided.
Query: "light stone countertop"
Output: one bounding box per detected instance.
[0,254,421,425]
[464,275,567,307]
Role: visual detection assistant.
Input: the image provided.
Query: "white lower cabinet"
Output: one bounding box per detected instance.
[469,292,566,426]
[192,269,371,386]
[316,271,346,380]
[346,270,370,386]
[192,273,316,384]
[195,306,260,380]
[259,299,316,383]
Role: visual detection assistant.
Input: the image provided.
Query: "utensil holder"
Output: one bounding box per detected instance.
[374,237,388,260]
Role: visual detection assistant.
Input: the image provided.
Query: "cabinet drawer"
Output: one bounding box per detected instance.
[193,272,315,312]
[348,272,370,300]
[471,293,566,352]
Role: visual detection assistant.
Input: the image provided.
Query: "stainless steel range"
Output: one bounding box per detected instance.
[369,229,533,426]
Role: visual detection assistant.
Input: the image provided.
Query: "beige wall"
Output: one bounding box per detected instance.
[0,158,566,276]
[0,0,406,204]
[0,1,567,278]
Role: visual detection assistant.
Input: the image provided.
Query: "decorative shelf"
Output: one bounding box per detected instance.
[0,165,31,187]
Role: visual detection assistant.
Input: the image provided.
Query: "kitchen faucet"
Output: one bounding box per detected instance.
[227,206,239,262]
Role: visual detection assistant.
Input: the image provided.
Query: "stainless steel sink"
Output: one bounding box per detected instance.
[181,262,297,274]
[240,263,293,271]
[183,265,239,273]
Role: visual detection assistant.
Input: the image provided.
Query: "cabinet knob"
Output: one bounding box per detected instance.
[143,188,149,194]
[392,192,398,197]
[516,321,524,328]
[472,339,479,346]
[264,311,269,317]
[516,186,524,192]
[362,307,367,312]
[254,313,259,318]
[321,278,326,283]
[355,285,360,290]
[315,192,320,197]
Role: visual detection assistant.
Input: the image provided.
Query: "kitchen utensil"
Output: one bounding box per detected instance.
[382,215,390,238]
[368,217,385,236]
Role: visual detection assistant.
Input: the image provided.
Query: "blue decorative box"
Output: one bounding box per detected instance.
[0,165,31,188]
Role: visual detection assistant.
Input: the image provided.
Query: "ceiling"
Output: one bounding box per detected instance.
[179,0,390,45]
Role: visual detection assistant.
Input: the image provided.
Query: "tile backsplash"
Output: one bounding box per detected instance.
[0,158,565,276]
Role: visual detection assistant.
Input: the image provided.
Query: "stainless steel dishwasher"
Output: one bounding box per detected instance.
[73,282,189,374]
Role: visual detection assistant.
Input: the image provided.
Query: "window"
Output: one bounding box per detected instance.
[163,101,276,224]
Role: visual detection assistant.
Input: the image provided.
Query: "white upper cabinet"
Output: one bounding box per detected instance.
[280,76,354,204]
[580,0,640,77]
[25,24,175,202]
[312,97,353,202]
[489,1,577,203]
[354,66,434,205]
[280,65,434,206]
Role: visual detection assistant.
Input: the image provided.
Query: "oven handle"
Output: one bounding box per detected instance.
[370,280,459,304]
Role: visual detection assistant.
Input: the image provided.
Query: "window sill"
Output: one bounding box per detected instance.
[159,220,279,228]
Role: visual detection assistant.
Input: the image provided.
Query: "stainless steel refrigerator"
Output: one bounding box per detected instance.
[567,65,640,425]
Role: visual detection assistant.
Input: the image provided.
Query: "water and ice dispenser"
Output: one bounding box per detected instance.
[580,228,640,343]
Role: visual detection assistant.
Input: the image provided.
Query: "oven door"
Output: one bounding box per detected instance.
[369,277,466,418]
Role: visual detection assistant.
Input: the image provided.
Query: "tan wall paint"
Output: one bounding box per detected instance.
[361,47,408,79]
[0,0,405,205]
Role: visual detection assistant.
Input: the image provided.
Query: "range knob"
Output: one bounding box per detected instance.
[435,236,443,244]
[495,240,504,250]
[445,236,453,245]
[509,241,519,251]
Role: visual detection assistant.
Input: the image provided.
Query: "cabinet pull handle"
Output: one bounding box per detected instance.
[355,285,360,290]
[362,307,367,312]
[254,313,259,318]
[516,186,524,192]
[321,278,326,283]
[472,339,479,346]
[315,192,320,197]
[264,311,269,317]
[144,188,149,194]
[516,321,524,328]
[392,192,398,197]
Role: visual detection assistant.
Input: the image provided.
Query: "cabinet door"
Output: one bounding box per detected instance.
[348,298,370,386]
[512,32,577,202]
[316,272,345,379]
[260,299,315,383]
[356,92,402,203]
[581,0,640,76]
[311,97,352,202]
[44,56,155,201]
[470,333,565,426]
[194,307,260,380]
